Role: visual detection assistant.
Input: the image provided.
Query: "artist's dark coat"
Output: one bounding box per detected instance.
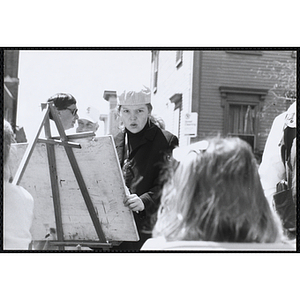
[114,123,178,233]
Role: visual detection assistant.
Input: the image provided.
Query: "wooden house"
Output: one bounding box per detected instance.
[150,50,296,159]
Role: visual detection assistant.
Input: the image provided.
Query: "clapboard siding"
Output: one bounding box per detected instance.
[151,50,296,152]
[197,50,295,152]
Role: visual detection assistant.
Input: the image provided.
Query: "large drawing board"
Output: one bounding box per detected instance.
[10,135,139,243]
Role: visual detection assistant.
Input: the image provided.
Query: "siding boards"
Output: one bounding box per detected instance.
[198,50,295,152]
[151,50,296,152]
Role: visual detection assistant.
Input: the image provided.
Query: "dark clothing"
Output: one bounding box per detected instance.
[274,125,296,239]
[114,122,178,250]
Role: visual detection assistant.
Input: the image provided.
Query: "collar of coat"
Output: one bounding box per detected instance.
[115,123,159,162]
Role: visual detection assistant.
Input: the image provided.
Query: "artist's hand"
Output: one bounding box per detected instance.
[124,194,145,212]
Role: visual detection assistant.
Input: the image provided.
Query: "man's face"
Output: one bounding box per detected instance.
[119,104,150,134]
[76,119,99,133]
[58,104,79,130]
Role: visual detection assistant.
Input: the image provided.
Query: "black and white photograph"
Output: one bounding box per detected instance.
[1,2,299,298]
[3,49,297,252]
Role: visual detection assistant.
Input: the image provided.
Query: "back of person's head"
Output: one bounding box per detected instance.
[47,93,76,109]
[47,93,76,120]
[154,136,282,243]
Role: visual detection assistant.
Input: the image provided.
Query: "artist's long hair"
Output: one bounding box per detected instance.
[153,137,283,243]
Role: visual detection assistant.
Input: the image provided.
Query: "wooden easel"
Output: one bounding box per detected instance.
[13,102,112,250]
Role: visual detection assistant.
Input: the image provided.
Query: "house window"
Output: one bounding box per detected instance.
[228,104,256,134]
[152,51,159,93]
[175,51,183,67]
[228,104,257,149]
[219,87,268,150]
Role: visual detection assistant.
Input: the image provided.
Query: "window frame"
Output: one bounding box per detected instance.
[219,86,268,150]
[152,51,159,93]
[175,51,183,67]
[170,93,183,139]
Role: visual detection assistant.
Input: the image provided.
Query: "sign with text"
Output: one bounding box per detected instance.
[183,112,198,137]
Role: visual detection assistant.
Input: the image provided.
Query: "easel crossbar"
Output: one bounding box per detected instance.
[37,138,82,148]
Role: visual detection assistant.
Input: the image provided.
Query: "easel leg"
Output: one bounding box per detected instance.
[45,143,65,250]
[44,118,65,251]
[49,102,107,244]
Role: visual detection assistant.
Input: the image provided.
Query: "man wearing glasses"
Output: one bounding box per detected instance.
[47,93,79,130]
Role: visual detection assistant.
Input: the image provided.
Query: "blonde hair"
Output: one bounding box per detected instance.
[154,137,284,243]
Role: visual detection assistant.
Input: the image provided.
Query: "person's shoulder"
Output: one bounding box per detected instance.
[273,102,296,127]
[141,237,297,251]
[161,128,173,137]
[5,182,34,203]
[16,185,34,202]
[160,129,179,147]
[268,112,287,137]
[285,102,296,128]
[273,111,286,124]
[141,236,168,250]
[160,128,177,141]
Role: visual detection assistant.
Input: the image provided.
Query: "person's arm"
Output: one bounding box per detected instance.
[137,134,179,213]
[123,194,145,212]
[259,114,286,207]
[124,134,178,214]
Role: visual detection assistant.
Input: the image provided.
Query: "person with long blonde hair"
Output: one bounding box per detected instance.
[142,137,293,250]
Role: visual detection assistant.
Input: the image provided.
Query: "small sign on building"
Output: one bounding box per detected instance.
[183,112,198,137]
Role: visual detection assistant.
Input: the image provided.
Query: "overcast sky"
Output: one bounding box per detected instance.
[17,50,152,142]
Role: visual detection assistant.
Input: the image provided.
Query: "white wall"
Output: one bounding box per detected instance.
[150,51,194,146]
